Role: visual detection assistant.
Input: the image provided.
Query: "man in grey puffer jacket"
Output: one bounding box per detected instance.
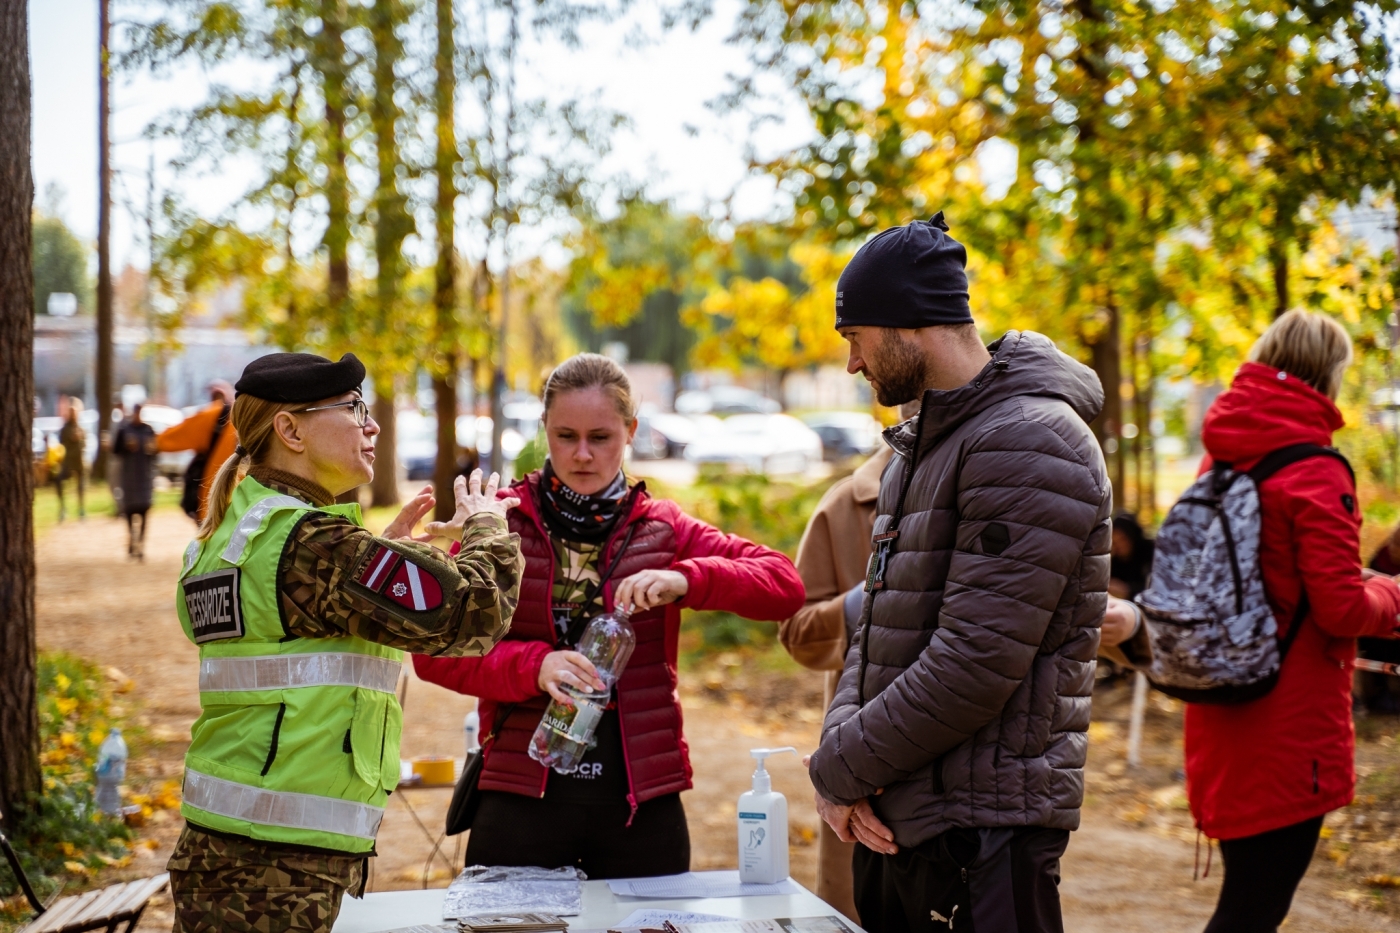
[809,215,1111,933]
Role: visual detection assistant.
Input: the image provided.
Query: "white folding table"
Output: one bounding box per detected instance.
[333,878,859,933]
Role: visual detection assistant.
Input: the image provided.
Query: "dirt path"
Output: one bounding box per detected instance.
[32,507,1397,931]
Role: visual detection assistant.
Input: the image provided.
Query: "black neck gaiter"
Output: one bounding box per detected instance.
[538,459,629,543]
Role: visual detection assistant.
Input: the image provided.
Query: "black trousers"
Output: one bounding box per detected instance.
[464,790,690,880]
[853,826,1069,933]
[1203,815,1323,933]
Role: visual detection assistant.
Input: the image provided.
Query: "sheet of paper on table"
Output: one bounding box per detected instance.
[617,910,737,928]
[573,917,859,933]
[606,872,801,899]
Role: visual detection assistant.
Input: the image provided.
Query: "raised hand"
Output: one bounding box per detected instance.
[382,485,437,542]
[423,469,521,541]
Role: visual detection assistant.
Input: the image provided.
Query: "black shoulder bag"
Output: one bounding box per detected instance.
[444,522,639,836]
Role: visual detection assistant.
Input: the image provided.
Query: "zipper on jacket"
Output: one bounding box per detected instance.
[615,687,641,826]
[261,702,287,776]
[1312,760,1319,794]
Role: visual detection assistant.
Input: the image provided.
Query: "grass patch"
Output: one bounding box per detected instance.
[31,481,184,538]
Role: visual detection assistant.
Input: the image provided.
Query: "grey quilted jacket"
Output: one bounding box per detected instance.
[808,330,1112,847]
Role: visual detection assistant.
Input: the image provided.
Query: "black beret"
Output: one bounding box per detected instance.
[834,212,972,330]
[234,352,366,403]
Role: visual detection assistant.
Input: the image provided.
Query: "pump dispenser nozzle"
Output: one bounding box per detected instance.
[748,746,797,794]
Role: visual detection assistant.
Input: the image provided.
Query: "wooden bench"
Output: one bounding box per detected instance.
[18,873,170,933]
[2,807,169,933]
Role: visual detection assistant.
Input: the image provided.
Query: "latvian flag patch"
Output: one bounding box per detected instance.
[353,543,445,612]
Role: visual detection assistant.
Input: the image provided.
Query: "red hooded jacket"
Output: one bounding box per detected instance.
[413,472,805,814]
[1186,362,1400,840]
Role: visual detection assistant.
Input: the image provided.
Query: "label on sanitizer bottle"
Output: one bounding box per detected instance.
[739,810,768,874]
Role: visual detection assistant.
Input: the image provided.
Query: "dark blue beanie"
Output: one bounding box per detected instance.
[834,212,972,330]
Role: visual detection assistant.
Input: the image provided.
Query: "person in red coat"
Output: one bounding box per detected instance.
[414,353,805,879]
[1189,310,1400,932]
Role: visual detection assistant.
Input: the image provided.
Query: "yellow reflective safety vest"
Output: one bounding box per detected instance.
[175,478,403,853]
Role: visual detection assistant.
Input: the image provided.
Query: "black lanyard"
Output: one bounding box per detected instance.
[858,406,928,706]
[556,523,638,649]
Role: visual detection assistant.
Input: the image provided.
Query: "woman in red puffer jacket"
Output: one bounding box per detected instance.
[415,353,805,879]
[1188,310,1400,932]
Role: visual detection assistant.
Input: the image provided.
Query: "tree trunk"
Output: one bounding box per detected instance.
[94,0,113,479]
[1089,298,1123,511]
[368,0,409,508]
[1271,241,1289,320]
[0,0,39,830]
[319,0,350,314]
[431,0,459,522]
[489,271,508,476]
[370,385,399,506]
[1134,332,1153,520]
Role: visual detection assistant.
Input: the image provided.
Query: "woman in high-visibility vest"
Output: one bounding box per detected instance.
[168,351,523,933]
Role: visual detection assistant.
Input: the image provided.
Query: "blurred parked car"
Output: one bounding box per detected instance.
[674,386,781,416]
[630,409,719,460]
[395,411,528,481]
[802,411,884,461]
[683,413,823,475]
[398,410,438,481]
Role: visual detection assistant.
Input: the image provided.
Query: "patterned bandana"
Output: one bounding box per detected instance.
[539,459,629,543]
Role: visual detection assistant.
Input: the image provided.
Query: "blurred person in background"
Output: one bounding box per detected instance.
[1186,310,1400,933]
[55,396,87,521]
[157,379,237,522]
[414,353,806,879]
[113,403,157,560]
[1109,512,1155,598]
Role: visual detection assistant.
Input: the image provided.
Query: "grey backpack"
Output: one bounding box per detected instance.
[1136,444,1353,704]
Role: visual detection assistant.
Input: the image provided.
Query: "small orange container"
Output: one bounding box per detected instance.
[411,756,456,786]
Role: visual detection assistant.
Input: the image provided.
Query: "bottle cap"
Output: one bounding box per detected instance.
[749,747,797,794]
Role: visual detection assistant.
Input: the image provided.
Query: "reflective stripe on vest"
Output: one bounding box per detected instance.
[183,768,384,841]
[221,495,306,563]
[199,653,402,695]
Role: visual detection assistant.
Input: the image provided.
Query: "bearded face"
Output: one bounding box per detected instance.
[862,329,930,407]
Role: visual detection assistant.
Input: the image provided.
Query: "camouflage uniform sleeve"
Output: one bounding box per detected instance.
[278,511,523,657]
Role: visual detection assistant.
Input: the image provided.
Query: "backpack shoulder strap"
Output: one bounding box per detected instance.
[1245,443,1354,488]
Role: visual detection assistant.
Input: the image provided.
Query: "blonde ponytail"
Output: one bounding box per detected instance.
[196,394,301,540]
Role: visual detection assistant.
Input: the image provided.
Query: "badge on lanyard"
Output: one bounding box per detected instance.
[553,600,582,639]
[866,530,900,593]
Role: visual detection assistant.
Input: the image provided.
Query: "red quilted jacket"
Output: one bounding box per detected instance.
[1186,362,1400,840]
[413,472,805,816]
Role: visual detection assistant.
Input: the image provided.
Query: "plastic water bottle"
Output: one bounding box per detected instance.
[464,709,480,756]
[529,606,636,774]
[94,728,127,816]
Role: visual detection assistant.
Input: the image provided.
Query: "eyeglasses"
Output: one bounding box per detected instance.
[295,398,371,427]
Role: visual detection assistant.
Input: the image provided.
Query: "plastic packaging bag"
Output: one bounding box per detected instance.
[442,865,586,919]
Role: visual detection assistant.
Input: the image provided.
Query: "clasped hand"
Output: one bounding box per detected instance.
[805,754,898,855]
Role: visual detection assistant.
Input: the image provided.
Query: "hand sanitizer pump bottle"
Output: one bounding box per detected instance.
[738,746,797,884]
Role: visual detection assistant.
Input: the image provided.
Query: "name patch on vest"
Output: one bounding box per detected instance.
[183,569,244,643]
[352,543,445,612]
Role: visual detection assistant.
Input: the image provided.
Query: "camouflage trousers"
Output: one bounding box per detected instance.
[168,826,367,933]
